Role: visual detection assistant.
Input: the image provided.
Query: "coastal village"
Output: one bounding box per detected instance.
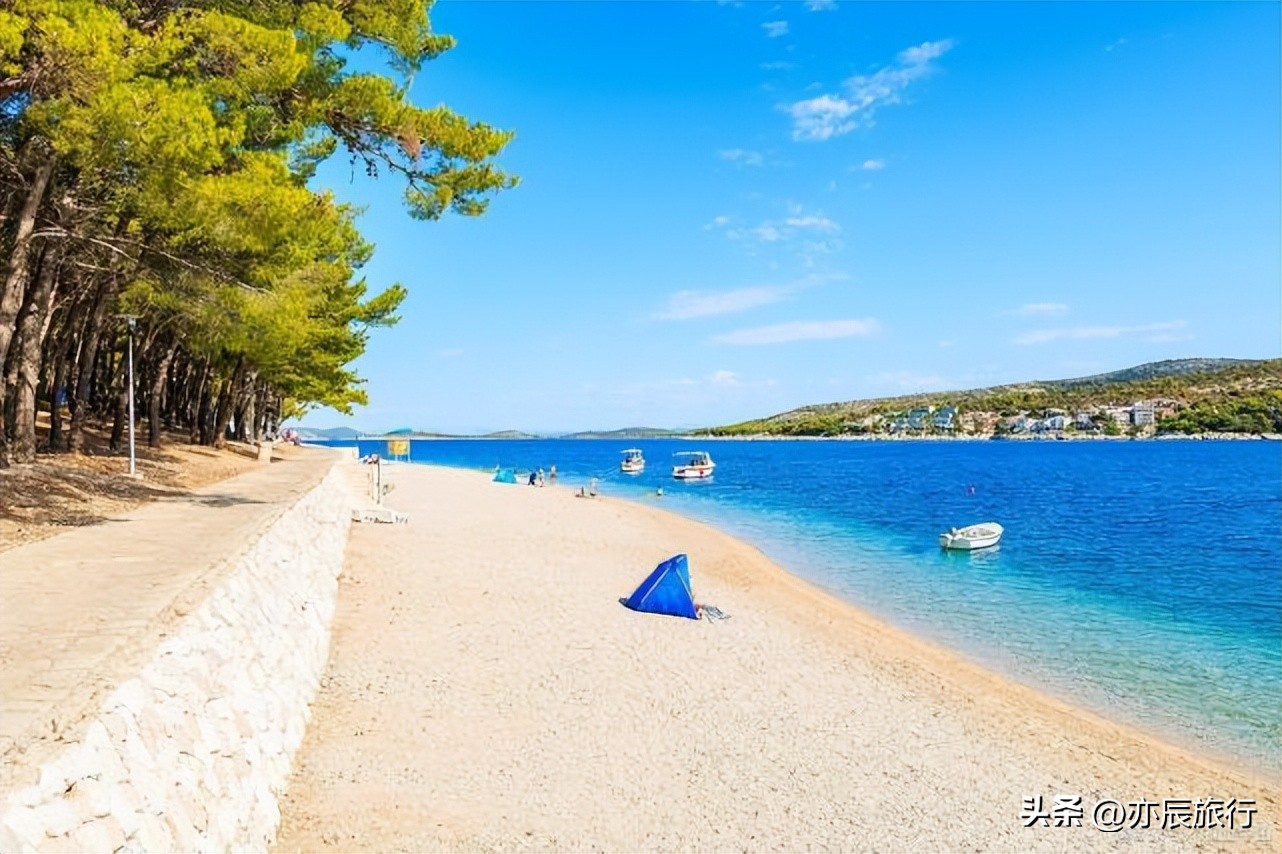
[709,358,1282,439]
[852,399,1178,438]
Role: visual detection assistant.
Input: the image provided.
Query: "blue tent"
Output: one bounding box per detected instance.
[493,467,517,483]
[622,554,698,619]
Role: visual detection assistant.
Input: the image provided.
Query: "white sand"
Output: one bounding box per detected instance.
[275,463,1278,851]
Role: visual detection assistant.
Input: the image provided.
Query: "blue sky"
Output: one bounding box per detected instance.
[298,1,1280,435]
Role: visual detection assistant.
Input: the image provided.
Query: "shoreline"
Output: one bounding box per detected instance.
[276,462,1277,850]
[604,477,1275,791]
[404,456,1279,778]
[325,432,1282,442]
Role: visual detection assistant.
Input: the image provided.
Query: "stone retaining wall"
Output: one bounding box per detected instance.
[0,464,352,852]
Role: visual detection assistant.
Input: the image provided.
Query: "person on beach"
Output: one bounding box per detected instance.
[528,470,538,486]
[536,467,546,487]
[549,464,557,482]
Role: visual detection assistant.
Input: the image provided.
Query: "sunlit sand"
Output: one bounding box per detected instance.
[275,462,1277,851]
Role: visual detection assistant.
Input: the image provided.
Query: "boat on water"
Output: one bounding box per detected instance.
[939,521,1003,551]
[620,448,645,474]
[672,450,715,480]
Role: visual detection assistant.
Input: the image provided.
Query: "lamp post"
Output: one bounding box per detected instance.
[126,315,136,476]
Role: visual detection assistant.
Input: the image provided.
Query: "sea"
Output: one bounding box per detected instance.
[319,436,1281,774]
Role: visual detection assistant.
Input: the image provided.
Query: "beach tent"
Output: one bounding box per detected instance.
[622,554,698,619]
[493,467,517,483]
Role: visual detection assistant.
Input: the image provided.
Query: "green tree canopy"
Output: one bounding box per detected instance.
[0,0,515,461]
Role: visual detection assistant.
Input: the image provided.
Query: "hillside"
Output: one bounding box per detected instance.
[295,426,362,440]
[708,358,1282,437]
[1036,358,1262,389]
[562,427,688,439]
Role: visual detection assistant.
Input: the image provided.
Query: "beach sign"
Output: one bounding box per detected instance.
[622,554,698,620]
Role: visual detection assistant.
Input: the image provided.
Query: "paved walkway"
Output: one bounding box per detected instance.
[0,446,341,790]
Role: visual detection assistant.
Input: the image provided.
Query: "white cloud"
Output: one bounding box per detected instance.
[712,318,879,345]
[784,215,839,232]
[725,208,842,248]
[718,148,764,166]
[704,215,731,230]
[786,94,860,142]
[761,60,794,71]
[709,370,739,386]
[654,285,793,320]
[1105,37,1127,52]
[896,41,951,65]
[806,0,837,10]
[601,371,777,399]
[1013,320,1187,346]
[748,223,784,242]
[1010,302,1069,317]
[786,39,954,141]
[436,347,464,358]
[763,20,789,38]
[859,159,886,170]
[799,240,838,262]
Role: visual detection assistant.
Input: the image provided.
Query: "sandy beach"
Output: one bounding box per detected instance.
[274,462,1278,851]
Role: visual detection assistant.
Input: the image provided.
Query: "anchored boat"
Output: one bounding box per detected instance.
[939,522,1003,550]
[620,448,645,474]
[672,450,715,480]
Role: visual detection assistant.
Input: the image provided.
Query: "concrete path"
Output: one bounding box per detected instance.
[0,446,340,790]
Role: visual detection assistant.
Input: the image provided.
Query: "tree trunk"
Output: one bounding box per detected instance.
[195,363,214,445]
[148,341,177,447]
[254,386,271,440]
[211,359,243,448]
[10,244,60,463]
[232,370,257,442]
[109,382,126,452]
[107,346,126,452]
[0,152,55,380]
[1,347,17,464]
[67,279,117,453]
[47,347,67,450]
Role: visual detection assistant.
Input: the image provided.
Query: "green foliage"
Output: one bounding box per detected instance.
[709,360,1282,437]
[1,0,516,429]
[1157,390,1282,435]
[0,11,28,75]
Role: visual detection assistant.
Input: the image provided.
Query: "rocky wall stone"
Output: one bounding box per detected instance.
[0,464,352,853]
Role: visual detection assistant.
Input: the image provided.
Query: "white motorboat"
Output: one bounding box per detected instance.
[939,521,1003,550]
[620,448,645,474]
[672,450,715,480]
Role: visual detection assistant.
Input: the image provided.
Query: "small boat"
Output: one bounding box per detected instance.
[939,521,1003,550]
[620,448,645,474]
[672,450,715,480]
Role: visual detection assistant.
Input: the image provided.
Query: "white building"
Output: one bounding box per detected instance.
[1132,401,1156,426]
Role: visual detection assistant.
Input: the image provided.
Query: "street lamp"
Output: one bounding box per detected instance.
[126,315,136,476]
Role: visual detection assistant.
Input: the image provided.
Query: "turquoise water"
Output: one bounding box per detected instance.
[328,437,1281,772]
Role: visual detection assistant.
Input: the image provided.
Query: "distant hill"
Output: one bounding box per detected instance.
[295,426,361,440]
[563,427,688,439]
[709,357,1282,436]
[482,430,541,439]
[1036,358,1263,389]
